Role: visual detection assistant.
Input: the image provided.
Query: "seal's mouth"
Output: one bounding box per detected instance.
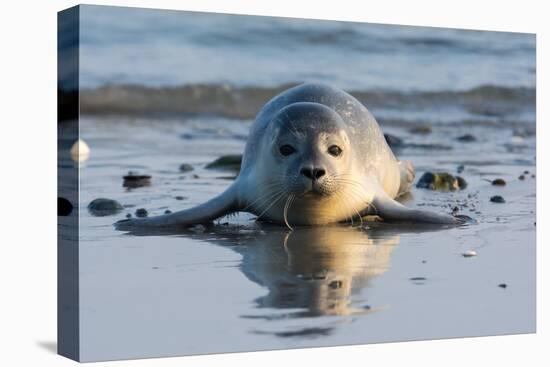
[300,186,331,197]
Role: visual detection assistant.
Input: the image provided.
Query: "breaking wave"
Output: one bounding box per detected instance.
[79,83,535,120]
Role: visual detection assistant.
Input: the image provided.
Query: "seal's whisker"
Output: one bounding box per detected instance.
[340,184,373,221]
[334,190,354,227]
[251,189,286,215]
[241,182,284,212]
[255,191,288,221]
[283,194,295,231]
[346,190,365,228]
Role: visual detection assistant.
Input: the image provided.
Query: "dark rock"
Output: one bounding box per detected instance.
[175,196,186,201]
[410,277,426,281]
[88,198,124,216]
[58,197,73,216]
[164,210,172,214]
[123,172,152,188]
[406,143,452,150]
[456,176,468,189]
[456,134,477,142]
[519,175,525,180]
[490,195,505,203]
[457,164,465,174]
[498,283,507,289]
[205,155,242,171]
[491,178,506,186]
[416,172,436,189]
[126,213,132,218]
[135,208,148,218]
[416,172,466,191]
[384,133,404,148]
[409,125,432,134]
[178,163,194,173]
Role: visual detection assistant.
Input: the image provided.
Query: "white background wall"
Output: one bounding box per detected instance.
[0,0,547,366]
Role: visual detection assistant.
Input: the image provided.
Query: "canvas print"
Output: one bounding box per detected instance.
[58,5,536,362]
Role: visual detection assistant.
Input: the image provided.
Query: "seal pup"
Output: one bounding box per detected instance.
[116,82,470,230]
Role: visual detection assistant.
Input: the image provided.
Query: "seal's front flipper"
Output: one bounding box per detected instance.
[115,184,239,231]
[373,192,473,225]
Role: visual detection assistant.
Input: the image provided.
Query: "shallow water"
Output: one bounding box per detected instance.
[68,5,536,362]
[77,113,535,361]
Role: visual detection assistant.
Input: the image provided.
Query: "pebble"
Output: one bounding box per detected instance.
[135,208,148,217]
[70,138,90,163]
[457,164,465,174]
[456,176,468,189]
[498,283,507,289]
[491,178,506,186]
[456,134,477,142]
[416,172,466,191]
[462,250,477,258]
[518,175,525,180]
[58,197,73,216]
[205,155,242,171]
[164,210,172,214]
[126,213,132,218]
[490,195,505,203]
[88,198,124,216]
[409,125,432,134]
[175,196,186,201]
[179,163,194,172]
[123,172,152,188]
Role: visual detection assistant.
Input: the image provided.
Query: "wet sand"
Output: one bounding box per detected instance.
[76,114,535,361]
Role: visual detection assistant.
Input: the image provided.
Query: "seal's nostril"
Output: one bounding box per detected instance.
[301,168,313,179]
[314,168,326,179]
[301,168,325,180]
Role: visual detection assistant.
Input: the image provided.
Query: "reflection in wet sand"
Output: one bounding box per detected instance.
[124,223,400,337]
[236,227,398,318]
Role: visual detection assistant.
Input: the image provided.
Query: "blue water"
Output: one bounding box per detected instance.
[79,5,535,91]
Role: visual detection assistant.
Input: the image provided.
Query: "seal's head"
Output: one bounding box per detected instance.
[269,102,352,197]
[253,102,370,225]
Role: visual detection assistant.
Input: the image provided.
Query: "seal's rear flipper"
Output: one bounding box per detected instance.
[396,160,415,197]
[373,192,473,225]
[115,184,239,231]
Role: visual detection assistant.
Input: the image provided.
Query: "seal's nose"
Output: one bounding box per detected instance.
[300,167,326,180]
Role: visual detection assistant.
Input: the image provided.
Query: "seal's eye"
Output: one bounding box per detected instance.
[279,144,296,156]
[328,145,342,157]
